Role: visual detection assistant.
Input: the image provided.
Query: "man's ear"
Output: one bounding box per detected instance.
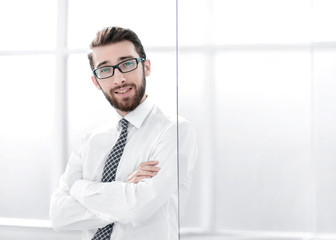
[144,59,151,77]
[91,76,101,90]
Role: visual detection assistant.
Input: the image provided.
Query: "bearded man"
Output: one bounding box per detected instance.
[50,26,197,240]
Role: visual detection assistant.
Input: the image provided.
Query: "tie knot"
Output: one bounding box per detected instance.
[119,118,129,130]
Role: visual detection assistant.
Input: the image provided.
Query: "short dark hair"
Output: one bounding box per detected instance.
[88,26,146,70]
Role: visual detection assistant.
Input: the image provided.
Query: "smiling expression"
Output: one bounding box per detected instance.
[91,41,151,116]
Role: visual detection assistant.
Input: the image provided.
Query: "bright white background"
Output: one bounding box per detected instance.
[0,0,336,240]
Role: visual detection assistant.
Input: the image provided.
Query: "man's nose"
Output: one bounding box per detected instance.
[113,68,126,85]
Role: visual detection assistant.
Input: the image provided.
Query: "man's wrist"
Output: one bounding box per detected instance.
[70,179,85,201]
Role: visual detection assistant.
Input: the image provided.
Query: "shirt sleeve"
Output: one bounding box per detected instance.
[69,120,197,226]
[49,140,109,231]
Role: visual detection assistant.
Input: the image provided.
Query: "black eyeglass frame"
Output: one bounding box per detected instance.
[93,57,146,79]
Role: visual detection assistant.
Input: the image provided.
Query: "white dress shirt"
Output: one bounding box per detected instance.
[50,97,197,240]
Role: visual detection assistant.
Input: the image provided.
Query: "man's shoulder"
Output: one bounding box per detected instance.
[147,105,176,128]
[148,106,195,133]
[80,122,116,145]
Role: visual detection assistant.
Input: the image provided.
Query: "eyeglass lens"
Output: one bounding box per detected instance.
[95,58,139,79]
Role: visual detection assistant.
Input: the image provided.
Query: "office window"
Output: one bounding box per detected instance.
[1,1,336,239]
[0,0,57,51]
[0,0,57,220]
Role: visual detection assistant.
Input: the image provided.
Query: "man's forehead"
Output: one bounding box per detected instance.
[92,41,138,67]
[93,41,136,55]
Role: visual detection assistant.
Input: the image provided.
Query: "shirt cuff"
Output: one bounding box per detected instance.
[70,179,87,202]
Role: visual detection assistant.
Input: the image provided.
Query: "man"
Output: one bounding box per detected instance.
[50,26,197,240]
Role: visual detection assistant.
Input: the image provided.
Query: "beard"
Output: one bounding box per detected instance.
[102,76,146,113]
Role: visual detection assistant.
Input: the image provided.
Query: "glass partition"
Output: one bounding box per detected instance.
[178,0,336,239]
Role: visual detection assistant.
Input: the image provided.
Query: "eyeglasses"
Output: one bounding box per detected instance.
[93,57,145,79]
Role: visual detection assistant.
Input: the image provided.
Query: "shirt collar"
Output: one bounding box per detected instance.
[116,96,154,129]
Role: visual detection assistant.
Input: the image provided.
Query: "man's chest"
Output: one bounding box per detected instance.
[82,128,162,182]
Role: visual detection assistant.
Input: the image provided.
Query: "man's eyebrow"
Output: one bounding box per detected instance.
[96,56,135,69]
[96,61,109,69]
[118,55,134,61]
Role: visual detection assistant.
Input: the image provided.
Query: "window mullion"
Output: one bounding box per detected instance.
[52,0,69,191]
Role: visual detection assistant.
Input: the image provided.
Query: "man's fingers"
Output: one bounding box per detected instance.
[133,170,158,177]
[138,161,160,172]
[140,165,160,172]
[126,161,160,184]
[146,160,159,165]
[139,161,159,167]
[126,169,157,183]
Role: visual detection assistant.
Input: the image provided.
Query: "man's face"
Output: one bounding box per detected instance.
[91,40,151,116]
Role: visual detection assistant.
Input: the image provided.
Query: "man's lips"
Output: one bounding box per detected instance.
[112,84,135,96]
[115,87,132,94]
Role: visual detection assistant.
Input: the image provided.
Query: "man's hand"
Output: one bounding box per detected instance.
[126,161,160,183]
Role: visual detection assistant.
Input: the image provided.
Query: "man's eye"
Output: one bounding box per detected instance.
[100,67,110,73]
[122,61,134,68]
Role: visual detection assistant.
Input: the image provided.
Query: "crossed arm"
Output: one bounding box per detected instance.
[50,160,161,231]
[125,161,160,183]
[50,121,196,231]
